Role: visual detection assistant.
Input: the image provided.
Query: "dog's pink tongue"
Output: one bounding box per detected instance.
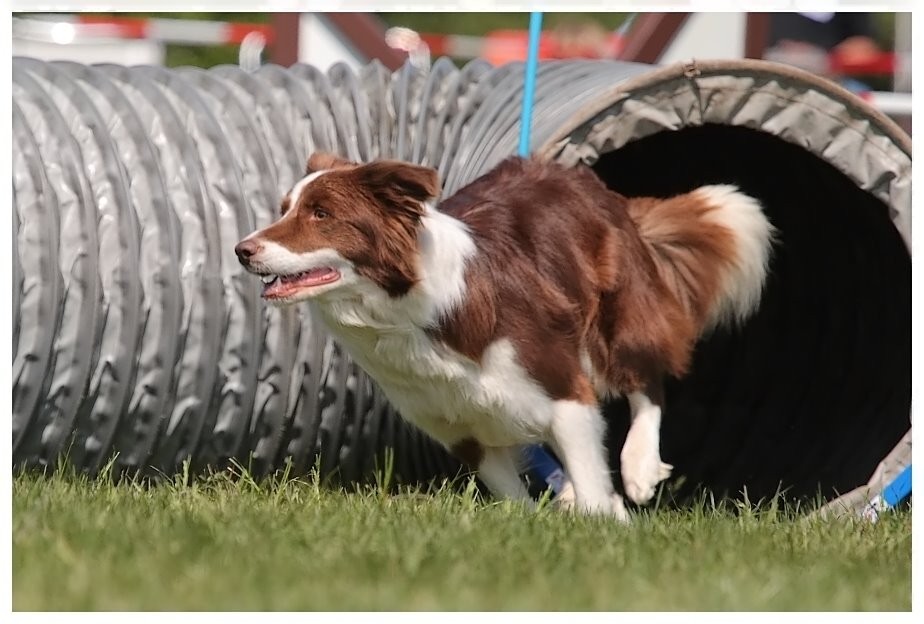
[262,268,340,299]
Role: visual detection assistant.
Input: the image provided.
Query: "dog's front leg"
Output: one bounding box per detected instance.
[621,382,673,505]
[549,399,629,521]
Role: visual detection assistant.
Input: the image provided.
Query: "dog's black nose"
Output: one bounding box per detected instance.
[235,239,262,264]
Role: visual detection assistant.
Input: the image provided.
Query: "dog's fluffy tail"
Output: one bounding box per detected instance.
[627,185,776,333]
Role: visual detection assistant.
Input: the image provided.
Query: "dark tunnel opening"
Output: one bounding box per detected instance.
[592,123,911,504]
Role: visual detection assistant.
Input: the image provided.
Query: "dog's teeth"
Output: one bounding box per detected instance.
[261,275,276,284]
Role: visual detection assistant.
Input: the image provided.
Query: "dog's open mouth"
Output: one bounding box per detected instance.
[261,267,341,299]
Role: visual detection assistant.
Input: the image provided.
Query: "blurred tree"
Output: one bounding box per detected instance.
[76,12,269,68]
[48,12,897,69]
[380,12,630,36]
[870,12,898,49]
[76,12,630,68]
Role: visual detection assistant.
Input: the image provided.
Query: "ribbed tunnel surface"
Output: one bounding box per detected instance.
[11,56,911,508]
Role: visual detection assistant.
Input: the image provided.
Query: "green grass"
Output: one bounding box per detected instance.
[13,463,911,611]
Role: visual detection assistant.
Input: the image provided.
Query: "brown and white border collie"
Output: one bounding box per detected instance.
[235,153,775,520]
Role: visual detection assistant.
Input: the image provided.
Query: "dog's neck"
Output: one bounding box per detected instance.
[311,202,475,332]
[414,203,477,320]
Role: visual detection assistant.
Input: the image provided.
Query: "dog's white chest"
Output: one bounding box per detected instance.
[315,304,553,447]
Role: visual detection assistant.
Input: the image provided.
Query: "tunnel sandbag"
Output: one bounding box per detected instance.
[11,57,910,510]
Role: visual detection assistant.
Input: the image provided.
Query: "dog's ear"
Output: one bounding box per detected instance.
[357,161,440,219]
[306,152,355,174]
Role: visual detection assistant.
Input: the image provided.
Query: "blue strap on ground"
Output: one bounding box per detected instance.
[524,444,567,495]
[881,465,911,507]
[862,464,911,522]
[516,11,568,495]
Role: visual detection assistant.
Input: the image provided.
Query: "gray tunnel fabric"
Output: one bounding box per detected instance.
[11,56,910,510]
[540,59,911,249]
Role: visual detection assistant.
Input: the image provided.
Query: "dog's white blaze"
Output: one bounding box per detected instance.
[289,169,329,210]
[241,170,329,241]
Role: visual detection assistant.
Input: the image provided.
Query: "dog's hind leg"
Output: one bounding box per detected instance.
[621,383,673,505]
[549,400,629,521]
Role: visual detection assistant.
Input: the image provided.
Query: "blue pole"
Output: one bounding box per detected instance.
[517,11,543,157]
[516,11,568,496]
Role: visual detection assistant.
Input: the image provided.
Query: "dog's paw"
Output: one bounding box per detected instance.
[553,480,576,511]
[658,461,673,481]
[624,461,673,505]
[554,485,630,523]
[622,456,672,505]
[609,492,631,523]
[620,427,672,505]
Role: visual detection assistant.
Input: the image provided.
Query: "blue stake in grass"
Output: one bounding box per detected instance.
[517,11,571,497]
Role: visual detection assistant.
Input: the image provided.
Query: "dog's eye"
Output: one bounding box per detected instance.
[312,208,330,220]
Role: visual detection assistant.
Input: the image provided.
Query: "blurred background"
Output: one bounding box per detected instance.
[11,11,911,130]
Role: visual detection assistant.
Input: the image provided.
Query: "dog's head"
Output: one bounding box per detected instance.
[235,152,440,304]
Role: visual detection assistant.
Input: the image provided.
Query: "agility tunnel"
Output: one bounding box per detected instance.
[11,56,910,515]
